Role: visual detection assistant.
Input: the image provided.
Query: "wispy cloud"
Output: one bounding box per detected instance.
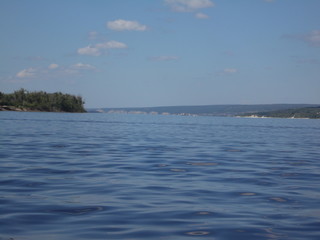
[48,63,59,69]
[64,63,97,75]
[13,63,97,82]
[149,55,179,61]
[216,68,238,76]
[77,40,127,56]
[95,41,127,49]
[284,30,320,47]
[107,19,147,31]
[26,56,47,61]
[223,68,238,74]
[165,0,214,12]
[222,50,235,56]
[303,30,320,47]
[291,56,319,65]
[16,68,37,78]
[77,45,101,56]
[88,31,99,40]
[70,63,97,71]
[195,12,209,19]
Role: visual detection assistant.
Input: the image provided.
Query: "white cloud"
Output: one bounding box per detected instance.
[16,68,37,78]
[48,63,59,69]
[107,19,147,31]
[165,0,214,12]
[77,40,127,56]
[14,62,97,81]
[64,63,97,75]
[150,56,179,61]
[95,40,127,49]
[195,12,209,19]
[77,45,101,56]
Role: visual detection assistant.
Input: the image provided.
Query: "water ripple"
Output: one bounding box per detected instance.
[1,112,320,240]
[48,206,104,215]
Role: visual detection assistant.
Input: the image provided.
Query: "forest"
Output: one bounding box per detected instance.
[0,89,86,113]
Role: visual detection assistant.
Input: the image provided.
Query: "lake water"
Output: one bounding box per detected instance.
[0,112,319,240]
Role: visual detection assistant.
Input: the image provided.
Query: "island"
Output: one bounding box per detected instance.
[0,89,86,113]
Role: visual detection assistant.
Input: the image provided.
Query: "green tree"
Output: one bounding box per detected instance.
[0,89,86,112]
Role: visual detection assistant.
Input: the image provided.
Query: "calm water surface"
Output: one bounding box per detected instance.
[0,112,319,240]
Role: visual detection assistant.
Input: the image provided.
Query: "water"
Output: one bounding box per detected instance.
[0,112,319,240]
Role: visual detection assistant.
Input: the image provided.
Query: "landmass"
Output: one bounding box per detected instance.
[0,89,86,113]
[239,106,320,119]
[2,89,318,118]
[88,104,319,119]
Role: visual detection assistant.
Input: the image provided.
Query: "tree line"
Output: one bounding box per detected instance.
[0,89,86,112]
[251,107,320,119]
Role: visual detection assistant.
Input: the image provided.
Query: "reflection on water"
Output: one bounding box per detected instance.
[0,112,320,240]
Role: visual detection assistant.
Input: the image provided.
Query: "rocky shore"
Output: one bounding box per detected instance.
[0,105,29,112]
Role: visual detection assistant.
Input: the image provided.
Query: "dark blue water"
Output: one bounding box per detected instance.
[1,112,320,240]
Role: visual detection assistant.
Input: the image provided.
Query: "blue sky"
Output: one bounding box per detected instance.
[1,0,319,108]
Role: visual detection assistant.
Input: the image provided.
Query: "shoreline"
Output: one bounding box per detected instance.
[1,106,317,119]
[0,105,85,113]
[236,115,313,120]
[0,105,32,112]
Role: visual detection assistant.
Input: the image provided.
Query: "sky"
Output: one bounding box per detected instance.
[0,0,319,108]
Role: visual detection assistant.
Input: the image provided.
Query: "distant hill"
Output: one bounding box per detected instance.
[240,106,320,119]
[88,104,319,117]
